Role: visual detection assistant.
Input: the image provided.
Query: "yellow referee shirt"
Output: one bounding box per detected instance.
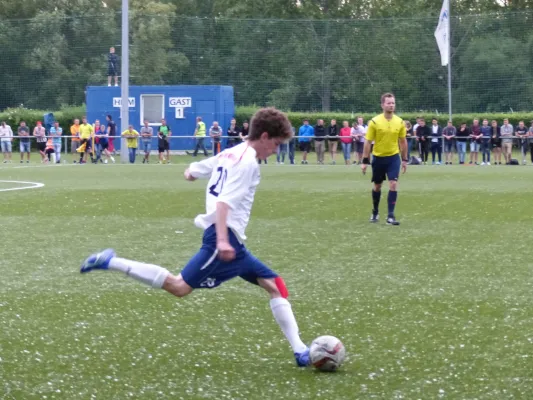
[365,113,406,157]
[79,123,94,140]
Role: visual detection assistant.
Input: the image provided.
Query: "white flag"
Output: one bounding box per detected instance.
[434,0,450,66]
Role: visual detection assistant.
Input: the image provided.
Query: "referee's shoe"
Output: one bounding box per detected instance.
[386,216,400,226]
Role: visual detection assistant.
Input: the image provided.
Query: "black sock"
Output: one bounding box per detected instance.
[372,190,381,214]
[388,191,398,218]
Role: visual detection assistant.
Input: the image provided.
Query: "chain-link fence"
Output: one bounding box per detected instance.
[1,11,533,114]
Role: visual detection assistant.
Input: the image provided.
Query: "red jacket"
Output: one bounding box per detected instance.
[339,127,352,144]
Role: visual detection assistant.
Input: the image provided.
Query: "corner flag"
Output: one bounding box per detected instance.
[434,0,450,66]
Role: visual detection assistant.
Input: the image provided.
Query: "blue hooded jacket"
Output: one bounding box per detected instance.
[298,124,314,143]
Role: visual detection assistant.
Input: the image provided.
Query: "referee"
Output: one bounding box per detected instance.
[361,93,408,226]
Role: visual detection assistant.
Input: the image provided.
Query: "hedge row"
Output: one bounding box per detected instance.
[0,106,85,132]
[1,105,532,132]
[235,106,533,129]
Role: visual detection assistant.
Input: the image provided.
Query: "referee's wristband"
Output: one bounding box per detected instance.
[362,157,370,164]
[402,159,408,163]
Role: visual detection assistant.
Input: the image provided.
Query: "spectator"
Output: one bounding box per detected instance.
[500,118,513,165]
[44,138,55,163]
[357,117,368,164]
[78,116,94,164]
[412,116,422,135]
[350,121,365,164]
[298,119,314,164]
[413,116,422,156]
[192,116,208,157]
[415,118,430,164]
[328,119,338,165]
[157,129,167,163]
[106,115,116,155]
[96,123,114,164]
[226,118,240,149]
[515,120,528,165]
[339,120,352,165]
[158,119,172,164]
[354,117,366,164]
[288,125,296,165]
[276,141,288,164]
[404,120,413,161]
[480,119,491,165]
[0,121,13,163]
[314,119,326,165]
[107,47,119,87]
[469,119,482,165]
[71,118,81,163]
[240,120,249,142]
[456,122,470,165]
[49,121,62,164]
[430,118,442,165]
[91,120,101,164]
[529,120,533,165]
[491,120,502,165]
[209,121,223,157]
[18,121,30,163]
[33,121,47,163]
[121,124,139,163]
[442,120,456,165]
[140,119,153,164]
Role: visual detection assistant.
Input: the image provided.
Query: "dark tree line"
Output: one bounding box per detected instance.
[1,0,532,113]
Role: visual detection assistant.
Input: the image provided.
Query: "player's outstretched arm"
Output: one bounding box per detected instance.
[185,156,218,181]
[215,202,236,261]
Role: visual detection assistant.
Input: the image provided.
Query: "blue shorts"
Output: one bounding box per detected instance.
[371,154,401,184]
[142,142,151,153]
[180,225,278,289]
[20,142,30,153]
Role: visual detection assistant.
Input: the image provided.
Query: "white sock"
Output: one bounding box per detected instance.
[109,257,169,288]
[270,297,307,353]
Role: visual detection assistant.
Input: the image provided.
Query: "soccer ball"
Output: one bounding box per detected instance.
[309,335,346,372]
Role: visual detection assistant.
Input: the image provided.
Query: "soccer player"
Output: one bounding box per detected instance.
[361,93,408,226]
[80,108,311,367]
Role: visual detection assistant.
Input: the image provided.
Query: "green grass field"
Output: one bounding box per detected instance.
[1,156,532,399]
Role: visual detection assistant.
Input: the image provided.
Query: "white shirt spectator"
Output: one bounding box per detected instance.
[432,125,439,142]
[358,124,368,143]
[500,123,514,143]
[188,142,260,242]
[0,125,13,142]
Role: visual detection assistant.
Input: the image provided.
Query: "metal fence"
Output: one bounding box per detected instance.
[1,12,533,114]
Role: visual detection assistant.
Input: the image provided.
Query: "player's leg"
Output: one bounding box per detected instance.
[370,157,385,223]
[385,155,401,225]
[80,248,201,298]
[238,253,309,366]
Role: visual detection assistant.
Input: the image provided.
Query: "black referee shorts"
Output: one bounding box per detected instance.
[371,155,401,184]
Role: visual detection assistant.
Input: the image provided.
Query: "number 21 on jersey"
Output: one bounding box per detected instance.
[209,166,227,197]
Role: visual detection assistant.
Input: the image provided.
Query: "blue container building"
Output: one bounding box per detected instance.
[86,85,235,151]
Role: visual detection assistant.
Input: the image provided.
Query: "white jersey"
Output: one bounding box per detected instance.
[188,142,260,241]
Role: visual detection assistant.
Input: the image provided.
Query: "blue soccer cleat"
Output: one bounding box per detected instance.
[294,347,311,367]
[80,249,116,273]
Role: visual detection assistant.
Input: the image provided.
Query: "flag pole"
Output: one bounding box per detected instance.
[447,0,452,121]
[120,0,129,163]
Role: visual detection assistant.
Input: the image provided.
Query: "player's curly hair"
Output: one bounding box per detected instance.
[248,107,293,141]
